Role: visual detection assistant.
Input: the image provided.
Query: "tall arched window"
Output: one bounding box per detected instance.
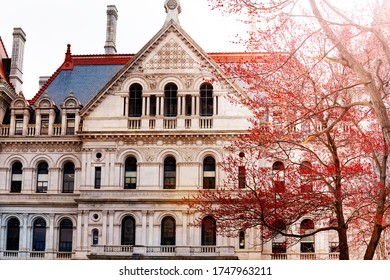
[272,161,285,193]
[129,83,143,117]
[37,162,49,193]
[121,216,136,246]
[201,216,216,246]
[59,219,73,252]
[300,219,315,253]
[161,217,176,245]
[11,162,23,193]
[63,162,75,193]
[124,157,137,189]
[33,218,46,251]
[200,83,213,116]
[164,83,178,117]
[203,156,216,189]
[164,157,176,189]
[6,218,20,251]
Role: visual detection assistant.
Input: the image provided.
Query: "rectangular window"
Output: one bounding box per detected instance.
[185,95,192,116]
[15,115,23,135]
[66,114,75,135]
[40,115,49,135]
[37,175,48,193]
[94,167,101,189]
[238,166,246,188]
[150,95,157,116]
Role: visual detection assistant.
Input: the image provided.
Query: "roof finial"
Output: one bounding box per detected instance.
[164,0,182,24]
[65,44,72,61]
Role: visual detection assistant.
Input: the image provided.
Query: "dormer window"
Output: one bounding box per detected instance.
[66,114,76,135]
[164,83,178,117]
[129,83,143,117]
[40,115,49,135]
[14,115,23,135]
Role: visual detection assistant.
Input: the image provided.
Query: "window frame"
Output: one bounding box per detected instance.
[163,156,176,189]
[121,216,136,246]
[161,216,176,246]
[124,157,137,189]
[203,156,216,189]
[11,161,23,193]
[36,162,49,193]
[164,83,178,117]
[129,83,143,117]
[63,162,75,193]
[200,83,214,116]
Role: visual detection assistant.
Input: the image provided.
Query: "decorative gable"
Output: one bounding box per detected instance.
[144,37,197,70]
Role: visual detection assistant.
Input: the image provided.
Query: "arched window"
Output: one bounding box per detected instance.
[11,162,23,193]
[37,162,49,193]
[63,162,75,193]
[300,161,313,192]
[203,156,216,189]
[33,218,46,251]
[124,157,137,189]
[201,216,216,246]
[92,229,99,245]
[272,161,285,193]
[129,83,143,117]
[164,157,176,189]
[164,83,178,117]
[6,218,20,251]
[121,216,136,246]
[200,83,213,116]
[59,219,73,252]
[300,219,315,253]
[161,217,176,245]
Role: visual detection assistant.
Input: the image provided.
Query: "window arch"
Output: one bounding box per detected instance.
[33,218,46,251]
[300,219,315,253]
[59,219,73,252]
[203,156,216,189]
[201,216,216,246]
[124,157,137,189]
[63,162,75,193]
[164,83,178,117]
[37,162,49,193]
[6,218,20,251]
[272,161,285,193]
[161,216,176,245]
[200,83,213,116]
[121,216,136,246]
[11,161,23,193]
[129,83,143,117]
[92,229,99,245]
[164,157,176,189]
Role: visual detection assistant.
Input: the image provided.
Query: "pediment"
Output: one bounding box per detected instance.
[80,21,243,117]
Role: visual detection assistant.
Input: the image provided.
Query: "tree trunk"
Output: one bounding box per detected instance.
[364,225,383,259]
[338,225,350,260]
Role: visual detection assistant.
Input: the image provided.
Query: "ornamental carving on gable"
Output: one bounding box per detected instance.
[145,38,196,70]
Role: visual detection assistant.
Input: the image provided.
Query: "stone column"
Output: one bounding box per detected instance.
[76,211,83,250]
[101,211,108,246]
[148,211,154,246]
[23,110,29,135]
[108,211,114,245]
[141,211,147,246]
[82,211,89,249]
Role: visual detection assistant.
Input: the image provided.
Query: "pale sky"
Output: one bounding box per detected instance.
[1,0,248,99]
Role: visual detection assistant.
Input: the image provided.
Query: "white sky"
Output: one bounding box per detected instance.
[1,0,248,99]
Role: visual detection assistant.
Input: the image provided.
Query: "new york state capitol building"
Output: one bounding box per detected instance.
[0,1,335,260]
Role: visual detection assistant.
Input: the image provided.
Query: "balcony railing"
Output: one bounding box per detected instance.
[90,245,235,258]
[266,252,339,260]
[1,250,74,260]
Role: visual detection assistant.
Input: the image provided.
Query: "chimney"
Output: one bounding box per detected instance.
[104,5,118,54]
[9,27,26,93]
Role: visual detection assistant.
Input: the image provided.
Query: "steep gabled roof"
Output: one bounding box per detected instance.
[30,44,133,106]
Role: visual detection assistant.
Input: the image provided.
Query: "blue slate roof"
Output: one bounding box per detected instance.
[44,64,124,108]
